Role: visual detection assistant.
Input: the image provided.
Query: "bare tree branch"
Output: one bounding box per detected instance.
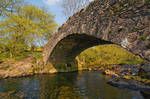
[61,0,90,19]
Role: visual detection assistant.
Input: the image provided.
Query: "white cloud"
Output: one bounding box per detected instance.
[43,0,60,6]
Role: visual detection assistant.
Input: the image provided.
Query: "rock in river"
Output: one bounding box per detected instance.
[107,78,150,92]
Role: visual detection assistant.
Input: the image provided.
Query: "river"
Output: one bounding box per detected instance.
[0,71,145,99]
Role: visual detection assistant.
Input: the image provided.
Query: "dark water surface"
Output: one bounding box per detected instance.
[0,71,145,99]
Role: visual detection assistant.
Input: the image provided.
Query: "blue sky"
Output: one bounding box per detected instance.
[27,0,93,25]
[27,0,66,25]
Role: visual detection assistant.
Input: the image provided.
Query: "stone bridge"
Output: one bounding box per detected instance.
[43,0,150,67]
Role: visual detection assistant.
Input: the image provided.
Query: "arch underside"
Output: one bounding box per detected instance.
[48,34,112,67]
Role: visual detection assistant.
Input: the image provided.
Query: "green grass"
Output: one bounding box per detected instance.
[0,51,42,61]
[77,44,146,66]
[0,53,8,60]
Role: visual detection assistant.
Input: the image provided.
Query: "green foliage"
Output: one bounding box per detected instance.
[0,4,57,58]
[141,35,147,41]
[145,0,150,3]
[77,44,146,66]
[0,0,15,16]
[0,0,25,16]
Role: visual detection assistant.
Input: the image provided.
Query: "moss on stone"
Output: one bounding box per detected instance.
[141,35,147,41]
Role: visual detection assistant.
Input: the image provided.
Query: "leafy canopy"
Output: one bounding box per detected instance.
[0,4,57,57]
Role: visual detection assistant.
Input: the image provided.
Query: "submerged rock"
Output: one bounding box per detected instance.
[107,78,150,92]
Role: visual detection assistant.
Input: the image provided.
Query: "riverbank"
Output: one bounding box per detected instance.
[0,70,146,99]
[0,58,86,79]
[0,44,150,93]
[0,44,145,79]
[1,58,150,94]
[0,58,145,79]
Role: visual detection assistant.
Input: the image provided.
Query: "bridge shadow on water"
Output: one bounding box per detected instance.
[47,34,113,72]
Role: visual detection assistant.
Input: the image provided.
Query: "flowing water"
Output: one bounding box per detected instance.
[0,71,145,99]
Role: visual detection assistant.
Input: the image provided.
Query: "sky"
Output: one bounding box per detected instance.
[27,0,66,25]
[27,0,93,25]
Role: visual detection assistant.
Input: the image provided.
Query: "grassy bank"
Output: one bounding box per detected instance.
[0,44,145,65]
[77,44,146,68]
[0,51,42,61]
[0,44,146,79]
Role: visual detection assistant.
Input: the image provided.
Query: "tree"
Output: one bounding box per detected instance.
[20,6,58,47]
[0,0,14,16]
[0,0,24,16]
[61,0,90,18]
[0,5,57,57]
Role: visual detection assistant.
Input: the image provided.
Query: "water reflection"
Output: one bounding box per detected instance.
[0,71,146,99]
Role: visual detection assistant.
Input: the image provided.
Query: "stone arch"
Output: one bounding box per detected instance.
[46,33,112,66]
[43,0,150,66]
